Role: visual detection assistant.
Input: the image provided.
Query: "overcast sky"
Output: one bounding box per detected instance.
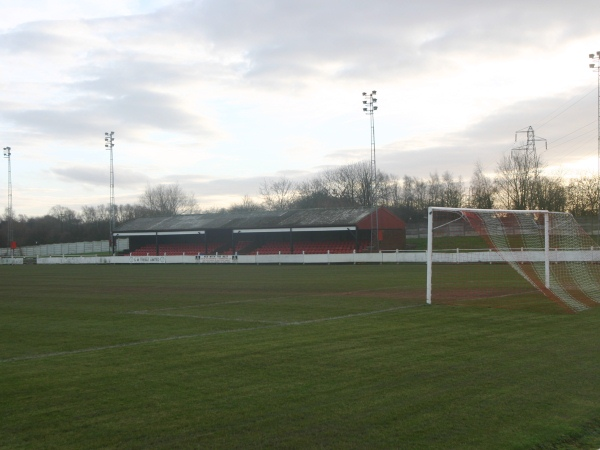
[2,0,600,216]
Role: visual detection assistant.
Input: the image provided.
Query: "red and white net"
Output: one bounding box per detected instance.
[430,209,600,313]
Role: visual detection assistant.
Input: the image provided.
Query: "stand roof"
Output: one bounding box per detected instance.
[114,207,404,234]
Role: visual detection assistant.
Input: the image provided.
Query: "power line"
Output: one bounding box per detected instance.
[541,122,596,156]
[545,134,596,167]
[534,87,596,130]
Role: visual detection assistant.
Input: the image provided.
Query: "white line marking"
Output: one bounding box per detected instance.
[0,304,423,364]
[136,312,288,324]
[126,296,300,314]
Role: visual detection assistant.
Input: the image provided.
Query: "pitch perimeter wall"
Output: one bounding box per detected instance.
[32,248,600,265]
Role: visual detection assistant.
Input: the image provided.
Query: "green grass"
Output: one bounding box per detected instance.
[408,235,490,250]
[1,264,599,449]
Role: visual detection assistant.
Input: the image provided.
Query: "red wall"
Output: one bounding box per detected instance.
[356,207,405,230]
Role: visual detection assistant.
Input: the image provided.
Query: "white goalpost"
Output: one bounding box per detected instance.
[426,207,600,313]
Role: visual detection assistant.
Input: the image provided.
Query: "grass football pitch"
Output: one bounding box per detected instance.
[1,264,600,449]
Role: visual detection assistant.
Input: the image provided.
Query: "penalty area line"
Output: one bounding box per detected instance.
[0,325,280,364]
[0,303,423,364]
[135,312,289,325]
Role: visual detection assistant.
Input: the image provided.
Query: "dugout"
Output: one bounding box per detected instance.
[114,207,405,255]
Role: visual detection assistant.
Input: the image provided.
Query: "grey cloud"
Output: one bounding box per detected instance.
[5,1,599,89]
[374,87,598,180]
[156,0,600,85]
[1,86,212,141]
[51,165,149,187]
[0,21,79,54]
[153,173,262,197]
[0,20,214,140]
[2,0,599,218]
[460,89,598,162]
[154,172,314,201]
[73,58,199,94]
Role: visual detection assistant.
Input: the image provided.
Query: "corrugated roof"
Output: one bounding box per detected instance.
[114,207,376,232]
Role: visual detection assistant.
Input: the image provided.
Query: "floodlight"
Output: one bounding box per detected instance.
[105,131,116,255]
[360,89,379,250]
[588,51,600,238]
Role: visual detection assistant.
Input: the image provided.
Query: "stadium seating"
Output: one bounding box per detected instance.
[253,240,370,255]
[130,244,156,256]
[292,240,356,254]
[130,240,371,256]
[254,242,292,254]
[130,242,222,256]
[221,241,253,255]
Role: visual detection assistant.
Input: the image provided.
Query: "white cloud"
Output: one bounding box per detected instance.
[1,0,600,215]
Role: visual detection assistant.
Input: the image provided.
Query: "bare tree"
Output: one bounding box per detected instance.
[293,177,342,208]
[423,171,463,208]
[566,175,599,216]
[349,161,374,207]
[116,203,143,223]
[80,205,99,224]
[48,205,78,223]
[288,161,397,209]
[469,162,495,209]
[260,177,296,210]
[391,175,428,219]
[441,171,464,207]
[427,173,443,206]
[413,178,428,211]
[399,176,417,211]
[138,183,199,216]
[495,148,543,210]
[536,176,567,212]
[228,195,264,212]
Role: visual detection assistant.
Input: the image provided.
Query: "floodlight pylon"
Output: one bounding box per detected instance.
[362,90,379,251]
[105,132,115,254]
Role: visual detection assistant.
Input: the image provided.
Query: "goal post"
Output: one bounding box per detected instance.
[426,207,600,313]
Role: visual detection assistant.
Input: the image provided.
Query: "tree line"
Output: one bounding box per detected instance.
[1,148,599,247]
[0,184,200,247]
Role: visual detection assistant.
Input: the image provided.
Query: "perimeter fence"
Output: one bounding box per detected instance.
[0,239,129,258]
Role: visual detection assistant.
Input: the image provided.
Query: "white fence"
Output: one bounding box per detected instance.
[1,257,24,265]
[0,239,129,257]
[36,251,419,265]
[32,248,599,265]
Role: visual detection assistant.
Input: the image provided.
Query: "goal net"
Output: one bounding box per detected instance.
[426,207,600,313]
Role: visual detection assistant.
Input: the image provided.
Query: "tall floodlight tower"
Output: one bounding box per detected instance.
[105,132,115,254]
[362,90,379,251]
[3,147,13,255]
[589,51,600,238]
